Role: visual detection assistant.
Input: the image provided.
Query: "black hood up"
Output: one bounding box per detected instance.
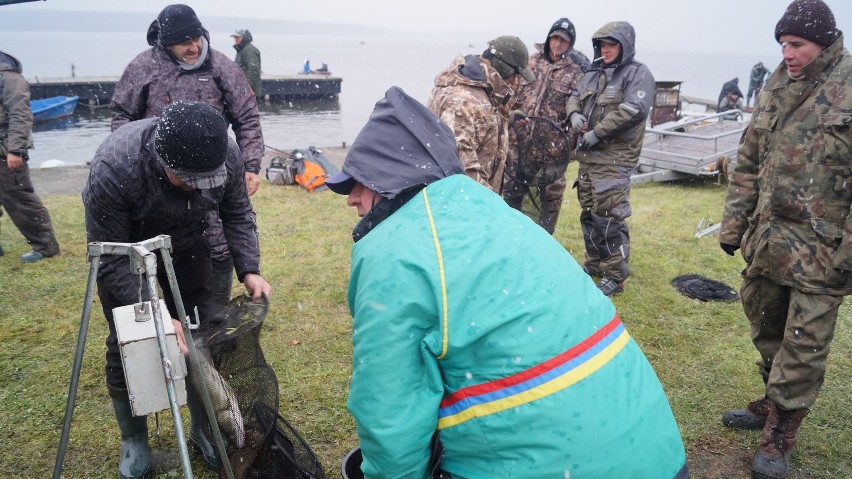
[544,17,576,59]
[0,50,23,73]
[341,86,463,201]
[334,86,464,241]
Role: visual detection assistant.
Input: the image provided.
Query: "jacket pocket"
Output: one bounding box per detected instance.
[740,214,761,264]
[817,113,852,165]
[811,216,849,287]
[598,85,624,106]
[752,111,777,132]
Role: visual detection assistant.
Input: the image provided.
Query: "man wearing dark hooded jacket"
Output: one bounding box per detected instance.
[567,21,655,297]
[231,29,262,99]
[504,18,584,234]
[326,86,687,479]
[110,4,265,310]
[85,101,271,479]
[0,50,60,263]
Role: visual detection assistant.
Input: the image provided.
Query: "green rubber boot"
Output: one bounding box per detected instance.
[186,391,221,471]
[112,398,151,479]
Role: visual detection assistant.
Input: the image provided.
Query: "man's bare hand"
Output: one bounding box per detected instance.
[246,171,260,196]
[172,318,188,355]
[243,273,272,300]
[6,153,23,170]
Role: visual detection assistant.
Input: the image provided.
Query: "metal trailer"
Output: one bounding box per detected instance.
[631,110,747,184]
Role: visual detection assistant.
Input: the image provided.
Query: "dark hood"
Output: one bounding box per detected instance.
[544,17,576,60]
[234,30,254,50]
[591,21,636,69]
[0,50,23,73]
[340,86,463,201]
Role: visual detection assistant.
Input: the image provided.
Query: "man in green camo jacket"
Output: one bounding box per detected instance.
[720,1,851,477]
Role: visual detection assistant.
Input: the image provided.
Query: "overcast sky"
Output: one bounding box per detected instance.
[7,0,852,56]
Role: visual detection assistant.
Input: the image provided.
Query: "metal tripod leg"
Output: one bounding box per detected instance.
[53,235,233,479]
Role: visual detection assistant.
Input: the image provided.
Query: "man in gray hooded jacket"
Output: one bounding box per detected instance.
[0,50,60,263]
[566,21,655,297]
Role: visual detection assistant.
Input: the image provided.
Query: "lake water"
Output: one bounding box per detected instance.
[2,29,775,168]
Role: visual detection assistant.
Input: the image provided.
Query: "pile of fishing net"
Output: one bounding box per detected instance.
[670,274,739,302]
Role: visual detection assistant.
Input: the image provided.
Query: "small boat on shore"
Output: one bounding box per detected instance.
[31,95,78,123]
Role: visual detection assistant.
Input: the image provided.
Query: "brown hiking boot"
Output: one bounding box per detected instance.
[722,396,771,430]
[751,402,808,479]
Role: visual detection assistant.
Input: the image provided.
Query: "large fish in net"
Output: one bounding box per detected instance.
[191,295,326,479]
[503,116,574,232]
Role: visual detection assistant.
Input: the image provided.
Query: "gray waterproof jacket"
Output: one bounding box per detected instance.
[0,51,34,156]
[83,118,260,306]
[110,29,263,173]
[567,21,655,167]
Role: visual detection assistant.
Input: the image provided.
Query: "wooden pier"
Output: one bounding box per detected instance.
[27,74,342,106]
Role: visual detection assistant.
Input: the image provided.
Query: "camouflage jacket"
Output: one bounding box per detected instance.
[0,51,33,155]
[567,22,655,168]
[517,44,584,126]
[110,32,263,173]
[721,35,852,295]
[428,54,514,192]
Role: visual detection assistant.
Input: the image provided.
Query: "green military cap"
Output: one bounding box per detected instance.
[486,36,535,82]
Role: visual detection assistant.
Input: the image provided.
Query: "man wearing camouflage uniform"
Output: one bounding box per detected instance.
[720,1,849,477]
[566,21,655,296]
[428,36,535,193]
[503,18,584,233]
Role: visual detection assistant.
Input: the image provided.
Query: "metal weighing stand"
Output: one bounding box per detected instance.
[52,235,235,479]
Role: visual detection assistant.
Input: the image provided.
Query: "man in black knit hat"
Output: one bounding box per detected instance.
[84,101,271,478]
[111,4,265,311]
[720,1,848,478]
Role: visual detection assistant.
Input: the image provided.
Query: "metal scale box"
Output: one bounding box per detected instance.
[114,300,187,416]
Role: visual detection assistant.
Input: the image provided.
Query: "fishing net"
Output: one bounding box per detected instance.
[671,274,739,302]
[191,295,326,479]
[504,116,574,231]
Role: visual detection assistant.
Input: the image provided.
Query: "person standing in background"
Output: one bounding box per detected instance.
[720,1,849,477]
[503,18,584,233]
[231,29,263,100]
[0,50,60,263]
[110,4,264,308]
[428,35,535,193]
[746,61,770,107]
[566,21,655,297]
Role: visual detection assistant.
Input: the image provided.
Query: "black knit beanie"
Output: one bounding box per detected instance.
[157,4,204,46]
[155,101,229,189]
[775,0,841,47]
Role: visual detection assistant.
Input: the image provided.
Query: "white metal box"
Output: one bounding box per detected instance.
[114,300,187,416]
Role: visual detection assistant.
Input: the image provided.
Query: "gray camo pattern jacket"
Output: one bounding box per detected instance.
[110,30,263,173]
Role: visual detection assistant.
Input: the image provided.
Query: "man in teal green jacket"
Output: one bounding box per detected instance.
[328,86,687,479]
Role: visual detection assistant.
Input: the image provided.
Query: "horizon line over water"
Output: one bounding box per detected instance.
[3,29,776,168]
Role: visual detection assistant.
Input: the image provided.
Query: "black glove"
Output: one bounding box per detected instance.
[720,242,739,256]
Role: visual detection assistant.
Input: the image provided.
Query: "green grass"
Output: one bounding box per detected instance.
[1,166,850,478]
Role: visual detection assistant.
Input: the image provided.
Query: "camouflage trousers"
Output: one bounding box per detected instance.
[574,162,633,282]
[503,173,568,234]
[740,276,843,410]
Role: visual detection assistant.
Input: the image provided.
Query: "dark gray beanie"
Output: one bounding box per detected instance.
[775,0,841,48]
[155,101,229,189]
[157,4,204,46]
